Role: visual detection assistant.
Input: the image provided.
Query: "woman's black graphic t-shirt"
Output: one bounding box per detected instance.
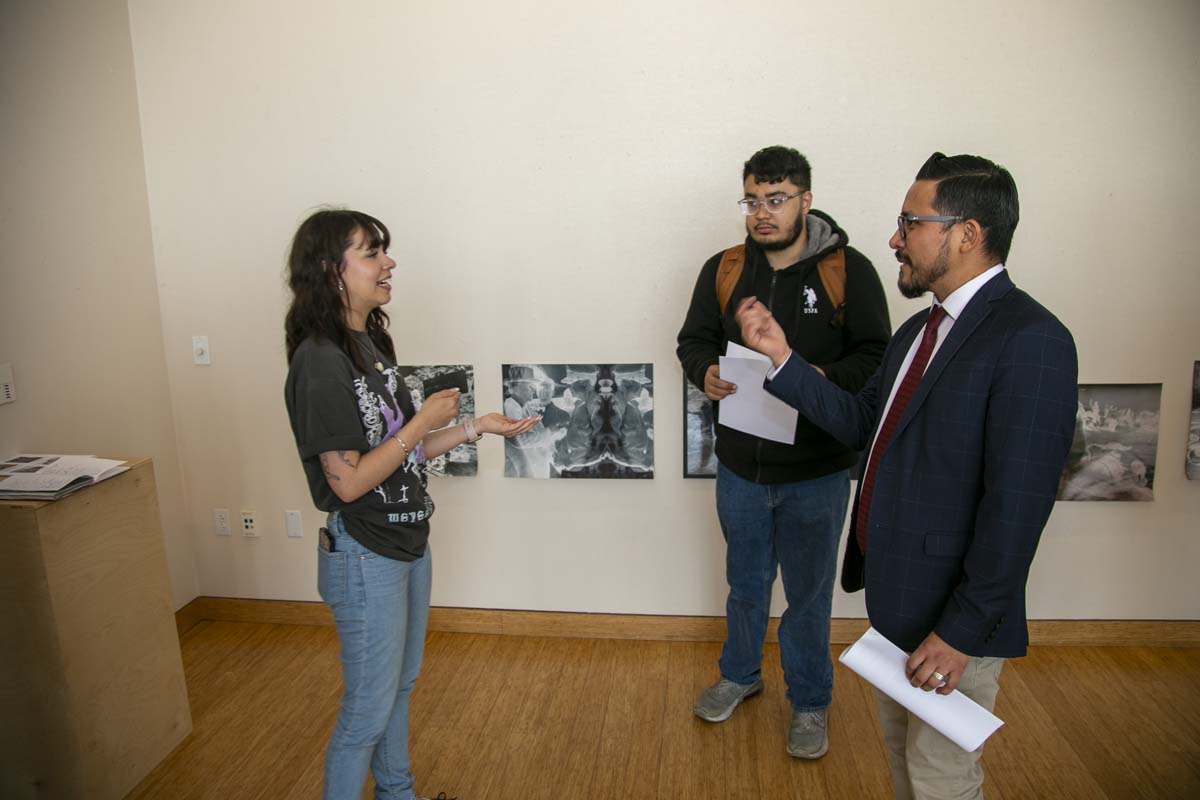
[285,333,433,561]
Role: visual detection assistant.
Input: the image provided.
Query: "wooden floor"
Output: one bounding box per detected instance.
[127,622,1200,799]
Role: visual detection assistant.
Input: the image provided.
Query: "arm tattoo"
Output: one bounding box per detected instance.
[319,453,341,482]
[337,450,359,468]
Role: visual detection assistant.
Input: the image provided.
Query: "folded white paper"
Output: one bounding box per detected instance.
[717,342,798,444]
[839,627,1004,752]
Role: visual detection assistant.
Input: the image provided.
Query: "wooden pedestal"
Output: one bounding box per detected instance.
[0,458,192,799]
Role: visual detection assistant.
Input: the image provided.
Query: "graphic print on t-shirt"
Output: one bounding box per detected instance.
[354,366,429,511]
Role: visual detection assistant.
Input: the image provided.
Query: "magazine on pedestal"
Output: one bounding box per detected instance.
[0,454,129,501]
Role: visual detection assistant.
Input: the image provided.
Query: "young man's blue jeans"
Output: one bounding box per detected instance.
[716,464,850,712]
[318,512,432,800]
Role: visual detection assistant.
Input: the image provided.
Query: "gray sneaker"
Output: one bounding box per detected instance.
[787,708,829,759]
[693,677,763,722]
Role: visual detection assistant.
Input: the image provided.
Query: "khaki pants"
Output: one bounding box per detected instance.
[874,656,1004,800]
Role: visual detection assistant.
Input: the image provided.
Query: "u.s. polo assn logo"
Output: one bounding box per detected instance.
[802,286,819,314]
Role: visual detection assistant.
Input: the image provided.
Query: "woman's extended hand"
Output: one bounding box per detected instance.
[475,412,541,438]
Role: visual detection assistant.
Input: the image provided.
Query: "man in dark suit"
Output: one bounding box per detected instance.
[735,152,1078,799]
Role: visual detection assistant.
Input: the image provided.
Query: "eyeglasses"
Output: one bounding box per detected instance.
[738,191,805,216]
[896,214,964,241]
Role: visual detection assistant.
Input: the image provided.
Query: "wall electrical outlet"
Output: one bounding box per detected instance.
[285,510,304,538]
[241,510,258,537]
[213,508,232,536]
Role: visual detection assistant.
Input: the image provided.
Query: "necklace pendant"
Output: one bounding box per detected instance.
[374,361,384,373]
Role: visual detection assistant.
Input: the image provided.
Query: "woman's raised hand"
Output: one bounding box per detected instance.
[415,389,461,431]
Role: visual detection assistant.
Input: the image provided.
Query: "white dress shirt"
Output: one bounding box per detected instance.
[865,265,1006,460]
[767,264,1006,463]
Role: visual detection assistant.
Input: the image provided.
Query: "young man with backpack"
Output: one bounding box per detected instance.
[676,145,891,757]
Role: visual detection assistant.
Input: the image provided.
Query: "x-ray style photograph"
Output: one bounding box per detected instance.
[400,364,476,477]
[502,363,654,479]
[1058,383,1161,501]
[1188,362,1199,481]
[684,376,717,478]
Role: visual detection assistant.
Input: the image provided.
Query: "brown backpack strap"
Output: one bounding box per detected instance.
[716,245,745,316]
[817,248,847,327]
[718,244,847,324]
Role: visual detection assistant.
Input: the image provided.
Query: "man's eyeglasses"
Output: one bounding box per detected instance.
[738,192,805,216]
[896,214,964,241]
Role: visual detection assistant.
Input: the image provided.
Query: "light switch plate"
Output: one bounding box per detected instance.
[285,510,304,538]
[192,335,211,365]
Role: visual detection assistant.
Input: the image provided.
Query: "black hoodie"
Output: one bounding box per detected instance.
[676,209,891,484]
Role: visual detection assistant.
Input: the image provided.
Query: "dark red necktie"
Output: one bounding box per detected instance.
[855,304,947,554]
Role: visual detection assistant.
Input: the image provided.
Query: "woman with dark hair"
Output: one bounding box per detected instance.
[283,208,536,800]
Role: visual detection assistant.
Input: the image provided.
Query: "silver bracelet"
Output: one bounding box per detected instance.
[393,433,411,457]
[463,418,481,443]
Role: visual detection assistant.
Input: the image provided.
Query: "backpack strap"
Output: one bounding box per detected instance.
[817,248,847,328]
[715,245,745,316]
[718,244,847,326]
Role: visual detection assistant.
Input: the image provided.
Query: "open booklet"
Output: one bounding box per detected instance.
[0,454,130,501]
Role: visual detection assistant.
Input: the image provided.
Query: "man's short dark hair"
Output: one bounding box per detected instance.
[743,146,811,190]
[916,152,1019,263]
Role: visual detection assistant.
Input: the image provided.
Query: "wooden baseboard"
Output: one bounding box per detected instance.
[174,597,1200,647]
[172,596,210,638]
[1024,619,1200,647]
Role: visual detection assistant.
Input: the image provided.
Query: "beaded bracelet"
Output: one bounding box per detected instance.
[393,433,411,457]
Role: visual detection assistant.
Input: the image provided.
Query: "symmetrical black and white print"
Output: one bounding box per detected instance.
[400,364,476,477]
[1188,362,1200,480]
[684,376,716,478]
[1058,383,1161,501]
[502,363,654,479]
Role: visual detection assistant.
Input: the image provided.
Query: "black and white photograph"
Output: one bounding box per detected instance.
[1188,362,1200,481]
[502,363,654,479]
[0,455,59,475]
[684,376,717,478]
[1058,383,1161,501]
[400,364,477,477]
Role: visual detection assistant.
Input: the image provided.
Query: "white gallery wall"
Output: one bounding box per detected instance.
[116,0,1200,617]
[0,0,197,609]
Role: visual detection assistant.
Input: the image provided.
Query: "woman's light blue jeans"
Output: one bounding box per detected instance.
[319,512,432,800]
[716,464,850,712]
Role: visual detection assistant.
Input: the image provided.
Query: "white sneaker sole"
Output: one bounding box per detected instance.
[786,739,829,759]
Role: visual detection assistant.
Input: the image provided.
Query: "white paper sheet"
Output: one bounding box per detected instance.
[724,341,772,364]
[717,343,798,444]
[839,627,1004,752]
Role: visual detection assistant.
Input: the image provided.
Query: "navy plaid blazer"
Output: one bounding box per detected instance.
[766,271,1078,657]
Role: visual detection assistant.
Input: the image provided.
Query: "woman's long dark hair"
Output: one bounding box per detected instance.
[284,208,397,372]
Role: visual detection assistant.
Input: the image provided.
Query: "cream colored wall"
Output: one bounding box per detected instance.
[126,0,1200,618]
[0,1,197,608]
